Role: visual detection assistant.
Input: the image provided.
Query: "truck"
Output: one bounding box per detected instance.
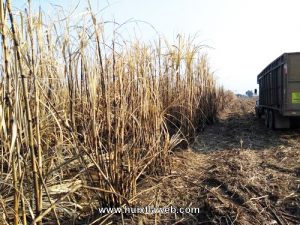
[255,52,300,129]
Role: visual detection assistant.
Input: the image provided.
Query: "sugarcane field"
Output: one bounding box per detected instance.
[0,1,299,224]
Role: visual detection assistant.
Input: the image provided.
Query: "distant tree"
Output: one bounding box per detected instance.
[246,90,253,97]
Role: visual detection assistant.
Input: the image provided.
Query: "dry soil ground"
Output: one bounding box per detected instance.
[94,97,300,225]
[130,97,300,225]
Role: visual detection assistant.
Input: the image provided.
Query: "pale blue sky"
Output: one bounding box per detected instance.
[14,0,300,94]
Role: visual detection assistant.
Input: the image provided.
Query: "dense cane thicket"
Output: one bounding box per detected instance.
[0,1,225,224]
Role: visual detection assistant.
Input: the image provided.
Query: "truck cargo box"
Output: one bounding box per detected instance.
[257,52,300,116]
[256,52,300,128]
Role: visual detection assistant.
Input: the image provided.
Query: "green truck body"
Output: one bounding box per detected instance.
[256,52,300,128]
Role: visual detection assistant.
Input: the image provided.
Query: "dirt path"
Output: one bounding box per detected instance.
[134,98,300,225]
[192,98,283,151]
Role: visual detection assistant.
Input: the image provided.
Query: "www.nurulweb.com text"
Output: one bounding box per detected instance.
[98,206,200,214]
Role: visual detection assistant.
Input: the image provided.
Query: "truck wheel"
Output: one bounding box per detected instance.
[256,108,261,119]
[268,110,274,129]
[264,109,269,127]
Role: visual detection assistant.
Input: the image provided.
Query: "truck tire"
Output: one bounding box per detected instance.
[264,109,269,127]
[268,110,274,129]
[255,108,261,119]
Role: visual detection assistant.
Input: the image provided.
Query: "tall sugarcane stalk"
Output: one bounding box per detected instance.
[6,0,42,224]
